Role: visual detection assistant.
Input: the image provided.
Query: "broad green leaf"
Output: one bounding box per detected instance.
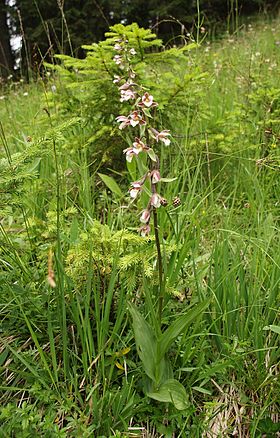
[157,355,174,385]
[98,173,123,197]
[128,303,157,382]
[147,379,189,410]
[147,148,157,162]
[126,157,137,181]
[263,325,280,335]
[159,300,210,360]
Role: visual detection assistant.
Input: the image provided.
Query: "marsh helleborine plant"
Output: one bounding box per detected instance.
[112,36,172,319]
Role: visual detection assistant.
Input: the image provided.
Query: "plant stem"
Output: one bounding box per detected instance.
[152,187,164,323]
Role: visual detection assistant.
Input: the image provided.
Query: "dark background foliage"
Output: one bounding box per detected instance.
[0,0,280,77]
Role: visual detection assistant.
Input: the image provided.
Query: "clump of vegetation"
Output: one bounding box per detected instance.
[0,18,280,437]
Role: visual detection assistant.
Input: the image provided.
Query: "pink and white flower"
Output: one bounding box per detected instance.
[132,137,148,154]
[120,89,136,102]
[129,182,142,198]
[123,140,147,161]
[149,128,171,146]
[139,224,151,237]
[123,147,136,162]
[116,112,146,129]
[114,43,122,51]
[138,92,158,108]
[129,110,146,127]
[116,115,130,130]
[150,193,162,208]
[119,81,136,91]
[129,48,137,55]
[113,75,121,84]
[150,170,161,184]
[113,55,123,65]
[140,209,151,223]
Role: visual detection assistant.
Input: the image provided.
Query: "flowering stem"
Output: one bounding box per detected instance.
[151,181,164,322]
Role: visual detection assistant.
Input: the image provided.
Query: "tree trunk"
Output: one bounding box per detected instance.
[0,0,14,78]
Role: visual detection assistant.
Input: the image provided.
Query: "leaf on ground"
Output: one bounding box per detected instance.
[147,379,189,410]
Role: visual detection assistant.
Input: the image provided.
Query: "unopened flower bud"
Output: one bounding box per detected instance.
[129,182,142,198]
[114,43,122,51]
[151,170,161,184]
[172,196,181,207]
[139,224,150,237]
[140,209,151,223]
[113,55,123,65]
[150,193,161,208]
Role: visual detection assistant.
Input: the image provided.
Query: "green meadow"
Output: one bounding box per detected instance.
[0,18,279,437]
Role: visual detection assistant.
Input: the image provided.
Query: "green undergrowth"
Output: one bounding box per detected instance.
[0,19,280,437]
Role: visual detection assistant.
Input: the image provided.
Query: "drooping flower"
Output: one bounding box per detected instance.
[138,92,158,108]
[120,89,136,102]
[113,75,121,84]
[119,81,136,91]
[113,55,123,65]
[139,224,151,237]
[150,193,162,208]
[129,110,146,127]
[129,182,142,198]
[149,128,171,146]
[150,169,161,184]
[132,137,148,154]
[123,147,136,162]
[116,115,130,130]
[114,43,122,51]
[140,209,151,223]
[116,112,146,129]
[123,140,147,161]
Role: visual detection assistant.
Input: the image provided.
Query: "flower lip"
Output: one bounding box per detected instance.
[113,75,121,83]
[129,111,146,127]
[113,55,123,65]
[138,92,158,108]
[132,137,148,153]
[114,43,122,51]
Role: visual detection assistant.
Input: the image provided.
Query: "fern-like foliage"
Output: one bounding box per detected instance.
[0,117,81,204]
[44,23,204,171]
[65,220,177,292]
